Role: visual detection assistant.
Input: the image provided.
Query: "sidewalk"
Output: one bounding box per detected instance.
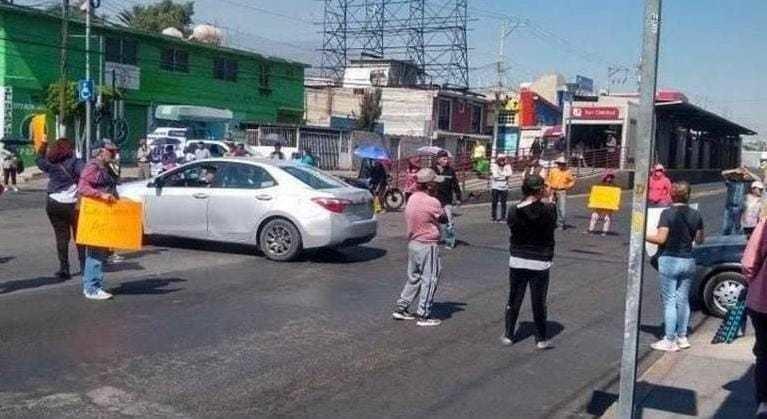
[602,316,757,418]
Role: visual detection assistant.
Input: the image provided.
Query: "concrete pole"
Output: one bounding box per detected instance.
[617,1,662,418]
[96,35,103,144]
[58,0,70,137]
[84,0,92,160]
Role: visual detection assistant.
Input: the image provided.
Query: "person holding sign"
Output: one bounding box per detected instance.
[77,142,119,301]
[587,172,619,236]
[646,182,705,352]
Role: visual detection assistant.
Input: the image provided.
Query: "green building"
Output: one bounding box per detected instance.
[0,4,307,163]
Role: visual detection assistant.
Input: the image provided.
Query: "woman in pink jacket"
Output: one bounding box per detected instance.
[648,164,672,206]
[741,219,767,417]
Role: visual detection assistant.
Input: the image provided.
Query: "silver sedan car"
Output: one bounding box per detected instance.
[118,158,377,261]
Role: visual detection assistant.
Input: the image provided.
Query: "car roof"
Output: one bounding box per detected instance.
[191,156,302,168]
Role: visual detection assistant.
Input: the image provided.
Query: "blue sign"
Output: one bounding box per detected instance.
[78,79,94,102]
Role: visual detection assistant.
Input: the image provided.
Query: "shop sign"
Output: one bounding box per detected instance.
[572,106,620,120]
[0,86,10,137]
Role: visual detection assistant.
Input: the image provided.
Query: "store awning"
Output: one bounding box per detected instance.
[655,101,756,136]
[154,105,233,122]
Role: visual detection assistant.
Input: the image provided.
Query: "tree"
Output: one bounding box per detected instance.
[356,88,382,131]
[117,1,195,35]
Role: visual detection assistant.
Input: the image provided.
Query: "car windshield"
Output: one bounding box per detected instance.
[281,166,347,190]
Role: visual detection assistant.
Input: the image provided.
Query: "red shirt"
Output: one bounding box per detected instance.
[405,191,444,243]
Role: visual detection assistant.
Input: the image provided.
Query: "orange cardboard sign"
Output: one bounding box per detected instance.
[587,185,621,211]
[76,198,143,250]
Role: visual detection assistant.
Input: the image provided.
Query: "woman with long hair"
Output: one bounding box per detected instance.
[36,138,85,279]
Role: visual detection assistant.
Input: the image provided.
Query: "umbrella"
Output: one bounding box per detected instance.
[542,125,564,137]
[354,144,391,161]
[417,146,452,158]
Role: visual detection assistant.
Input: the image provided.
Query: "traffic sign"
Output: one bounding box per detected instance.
[78,79,94,102]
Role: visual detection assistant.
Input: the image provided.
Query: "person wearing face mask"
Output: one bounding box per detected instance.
[77,142,120,301]
[391,168,448,327]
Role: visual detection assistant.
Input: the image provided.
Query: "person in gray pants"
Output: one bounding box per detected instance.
[392,168,448,327]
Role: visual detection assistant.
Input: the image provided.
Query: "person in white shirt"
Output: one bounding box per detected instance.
[490,154,513,222]
[194,142,212,160]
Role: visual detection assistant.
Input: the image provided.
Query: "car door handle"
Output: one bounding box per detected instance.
[255,194,273,201]
[192,193,209,199]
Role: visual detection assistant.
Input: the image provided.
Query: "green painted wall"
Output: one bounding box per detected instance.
[0,4,306,162]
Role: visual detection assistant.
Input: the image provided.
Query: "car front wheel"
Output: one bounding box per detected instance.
[259,218,302,262]
[703,271,747,318]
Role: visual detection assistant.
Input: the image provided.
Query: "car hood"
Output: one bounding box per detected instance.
[117,179,150,200]
[692,234,746,266]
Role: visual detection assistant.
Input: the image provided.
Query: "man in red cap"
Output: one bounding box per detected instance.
[77,142,120,301]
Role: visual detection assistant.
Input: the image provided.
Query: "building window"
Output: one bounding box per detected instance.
[471,104,483,133]
[437,98,451,131]
[105,37,138,65]
[161,48,189,73]
[259,63,271,91]
[213,57,238,82]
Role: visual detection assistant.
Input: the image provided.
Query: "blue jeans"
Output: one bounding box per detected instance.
[83,247,108,294]
[555,191,567,228]
[658,256,696,340]
[721,206,742,235]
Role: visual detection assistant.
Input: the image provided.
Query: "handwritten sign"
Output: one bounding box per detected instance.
[645,203,698,257]
[76,198,143,250]
[587,185,621,211]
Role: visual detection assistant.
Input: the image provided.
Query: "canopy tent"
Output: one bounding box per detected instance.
[154,105,234,122]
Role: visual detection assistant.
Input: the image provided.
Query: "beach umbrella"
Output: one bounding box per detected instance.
[417,146,452,158]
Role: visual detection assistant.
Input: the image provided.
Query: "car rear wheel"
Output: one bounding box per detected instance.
[703,271,747,318]
[259,218,302,262]
[384,188,405,211]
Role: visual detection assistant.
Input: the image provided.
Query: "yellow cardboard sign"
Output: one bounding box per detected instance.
[76,198,143,251]
[587,185,621,211]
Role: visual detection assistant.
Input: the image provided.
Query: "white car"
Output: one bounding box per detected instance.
[118,158,377,261]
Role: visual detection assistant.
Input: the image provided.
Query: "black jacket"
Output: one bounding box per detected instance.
[433,165,462,206]
[507,200,557,261]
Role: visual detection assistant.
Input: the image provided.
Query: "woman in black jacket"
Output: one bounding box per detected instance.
[36,138,85,279]
[502,174,558,349]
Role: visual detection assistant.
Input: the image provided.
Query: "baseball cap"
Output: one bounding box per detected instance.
[653,163,665,172]
[415,168,445,184]
[752,181,764,190]
[523,174,546,191]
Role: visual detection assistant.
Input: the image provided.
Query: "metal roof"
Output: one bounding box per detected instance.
[655,101,756,136]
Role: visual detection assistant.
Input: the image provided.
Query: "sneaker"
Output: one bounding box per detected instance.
[84,289,113,300]
[536,340,552,350]
[650,338,680,352]
[392,309,416,321]
[677,337,691,349]
[500,336,513,346]
[108,254,125,264]
[416,317,442,327]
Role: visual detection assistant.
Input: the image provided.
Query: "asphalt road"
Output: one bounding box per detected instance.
[0,183,726,418]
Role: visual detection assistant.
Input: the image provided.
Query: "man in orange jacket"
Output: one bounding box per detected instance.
[547,156,576,229]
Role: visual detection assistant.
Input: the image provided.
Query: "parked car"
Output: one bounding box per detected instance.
[118,158,377,261]
[690,234,748,318]
[181,140,233,162]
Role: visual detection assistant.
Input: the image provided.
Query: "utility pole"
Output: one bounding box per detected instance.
[492,19,523,159]
[58,0,70,137]
[84,0,92,159]
[617,1,662,418]
[95,35,104,143]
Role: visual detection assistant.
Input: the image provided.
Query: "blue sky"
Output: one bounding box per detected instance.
[28,0,767,138]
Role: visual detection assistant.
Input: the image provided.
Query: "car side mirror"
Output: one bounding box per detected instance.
[153,177,165,189]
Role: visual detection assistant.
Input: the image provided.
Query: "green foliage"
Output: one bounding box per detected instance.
[116,0,195,35]
[44,82,121,124]
[356,88,382,131]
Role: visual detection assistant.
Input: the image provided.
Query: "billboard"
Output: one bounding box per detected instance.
[575,75,594,95]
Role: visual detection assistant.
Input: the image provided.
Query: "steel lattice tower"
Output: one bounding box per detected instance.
[320,0,470,89]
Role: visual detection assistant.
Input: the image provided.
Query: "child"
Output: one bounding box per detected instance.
[587,171,617,236]
[742,181,764,238]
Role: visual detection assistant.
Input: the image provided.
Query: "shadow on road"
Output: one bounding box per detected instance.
[0,276,68,294]
[639,324,665,340]
[147,236,259,256]
[306,247,388,264]
[0,256,14,264]
[110,277,186,295]
[586,382,698,417]
[714,366,756,418]
[431,301,467,320]
[118,248,169,260]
